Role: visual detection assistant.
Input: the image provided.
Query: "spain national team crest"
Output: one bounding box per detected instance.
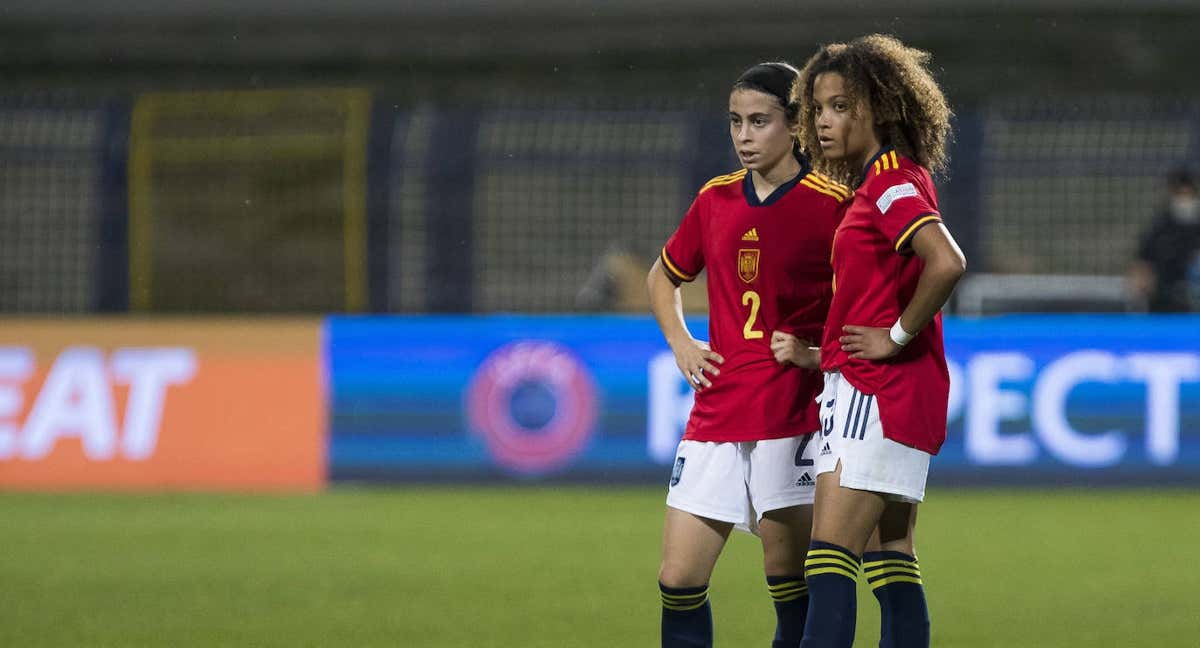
[737,248,760,283]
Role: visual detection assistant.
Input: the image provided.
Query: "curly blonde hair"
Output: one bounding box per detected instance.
[792,34,952,185]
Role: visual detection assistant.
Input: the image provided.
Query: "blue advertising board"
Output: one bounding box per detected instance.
[327,315,1200,484]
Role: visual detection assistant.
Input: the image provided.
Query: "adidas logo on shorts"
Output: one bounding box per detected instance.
[795,472,814,487]
[820,443,832,456]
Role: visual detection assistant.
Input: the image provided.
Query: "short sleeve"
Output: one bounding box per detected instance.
[661,196,705,283]
[869,169,941,255]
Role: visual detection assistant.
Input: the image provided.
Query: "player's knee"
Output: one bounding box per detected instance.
[758,508,813,576]
[761,544,806,577]
[875,536,916,557]
[658,560,710,589]
[810,531,870,559]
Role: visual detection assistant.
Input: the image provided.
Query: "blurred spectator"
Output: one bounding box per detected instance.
[575,245,646,312]
[1130,166,1200,312]
[576,247,710,313]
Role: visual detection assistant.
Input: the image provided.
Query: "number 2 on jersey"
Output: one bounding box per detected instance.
[741,290,763,339]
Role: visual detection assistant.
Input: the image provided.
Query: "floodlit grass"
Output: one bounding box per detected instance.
[1,488,1197,646]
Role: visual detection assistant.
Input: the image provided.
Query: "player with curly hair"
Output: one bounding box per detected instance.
[789,35,966,648]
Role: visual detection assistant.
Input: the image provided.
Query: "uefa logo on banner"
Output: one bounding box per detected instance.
[465,341,599,475]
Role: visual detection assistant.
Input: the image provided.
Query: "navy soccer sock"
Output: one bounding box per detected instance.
[766,574,809,648]
[863,551,929,648]
[660,582,713,648]
[798,541,860,648]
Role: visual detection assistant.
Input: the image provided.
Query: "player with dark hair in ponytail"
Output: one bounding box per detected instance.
[648,61,850,648]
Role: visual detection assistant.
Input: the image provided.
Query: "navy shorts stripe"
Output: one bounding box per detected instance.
[848,389,867,440]
[858,395,874,440]
[842,390,860,438]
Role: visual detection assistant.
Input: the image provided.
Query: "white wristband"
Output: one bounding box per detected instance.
[889,319,915,347]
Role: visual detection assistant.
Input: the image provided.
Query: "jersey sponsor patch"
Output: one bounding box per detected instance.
[875,182,919,215]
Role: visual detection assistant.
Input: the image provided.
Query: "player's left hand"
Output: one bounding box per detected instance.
[839,325,902,361]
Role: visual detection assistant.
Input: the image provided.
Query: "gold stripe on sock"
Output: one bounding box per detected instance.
[661,590,708,603]
[806,549,860,572]
[805,565,859,580]
[662,599,709,611]
[863,559,917,572]
[869,574,924,589]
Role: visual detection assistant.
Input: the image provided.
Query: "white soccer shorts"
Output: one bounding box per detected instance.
[814,372,931,503]
[665,434,819,534]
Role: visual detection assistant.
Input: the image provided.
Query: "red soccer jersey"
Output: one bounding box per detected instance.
[661,162,848,442]
[820,147,950,455]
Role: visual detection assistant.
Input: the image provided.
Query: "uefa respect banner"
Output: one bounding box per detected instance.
[0,319,325,491]
[327,315,1200,484]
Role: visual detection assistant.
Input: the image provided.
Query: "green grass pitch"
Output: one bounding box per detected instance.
[2,487,1198,647]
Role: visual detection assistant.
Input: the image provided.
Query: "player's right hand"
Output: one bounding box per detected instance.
[770,331,819,369]
[671,339,724,391]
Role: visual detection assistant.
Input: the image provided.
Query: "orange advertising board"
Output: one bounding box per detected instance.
[0,318,325,491]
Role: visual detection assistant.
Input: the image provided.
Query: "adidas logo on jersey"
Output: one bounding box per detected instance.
[741,228,759,241]
[796,472,814,487]
[820,443,832,456]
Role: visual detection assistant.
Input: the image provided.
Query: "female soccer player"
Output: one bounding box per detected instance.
[647,62,849,648]
[791,35,965,648]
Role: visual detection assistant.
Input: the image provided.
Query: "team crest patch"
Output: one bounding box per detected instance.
[670,457,686,487]
[737,249,760,283]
